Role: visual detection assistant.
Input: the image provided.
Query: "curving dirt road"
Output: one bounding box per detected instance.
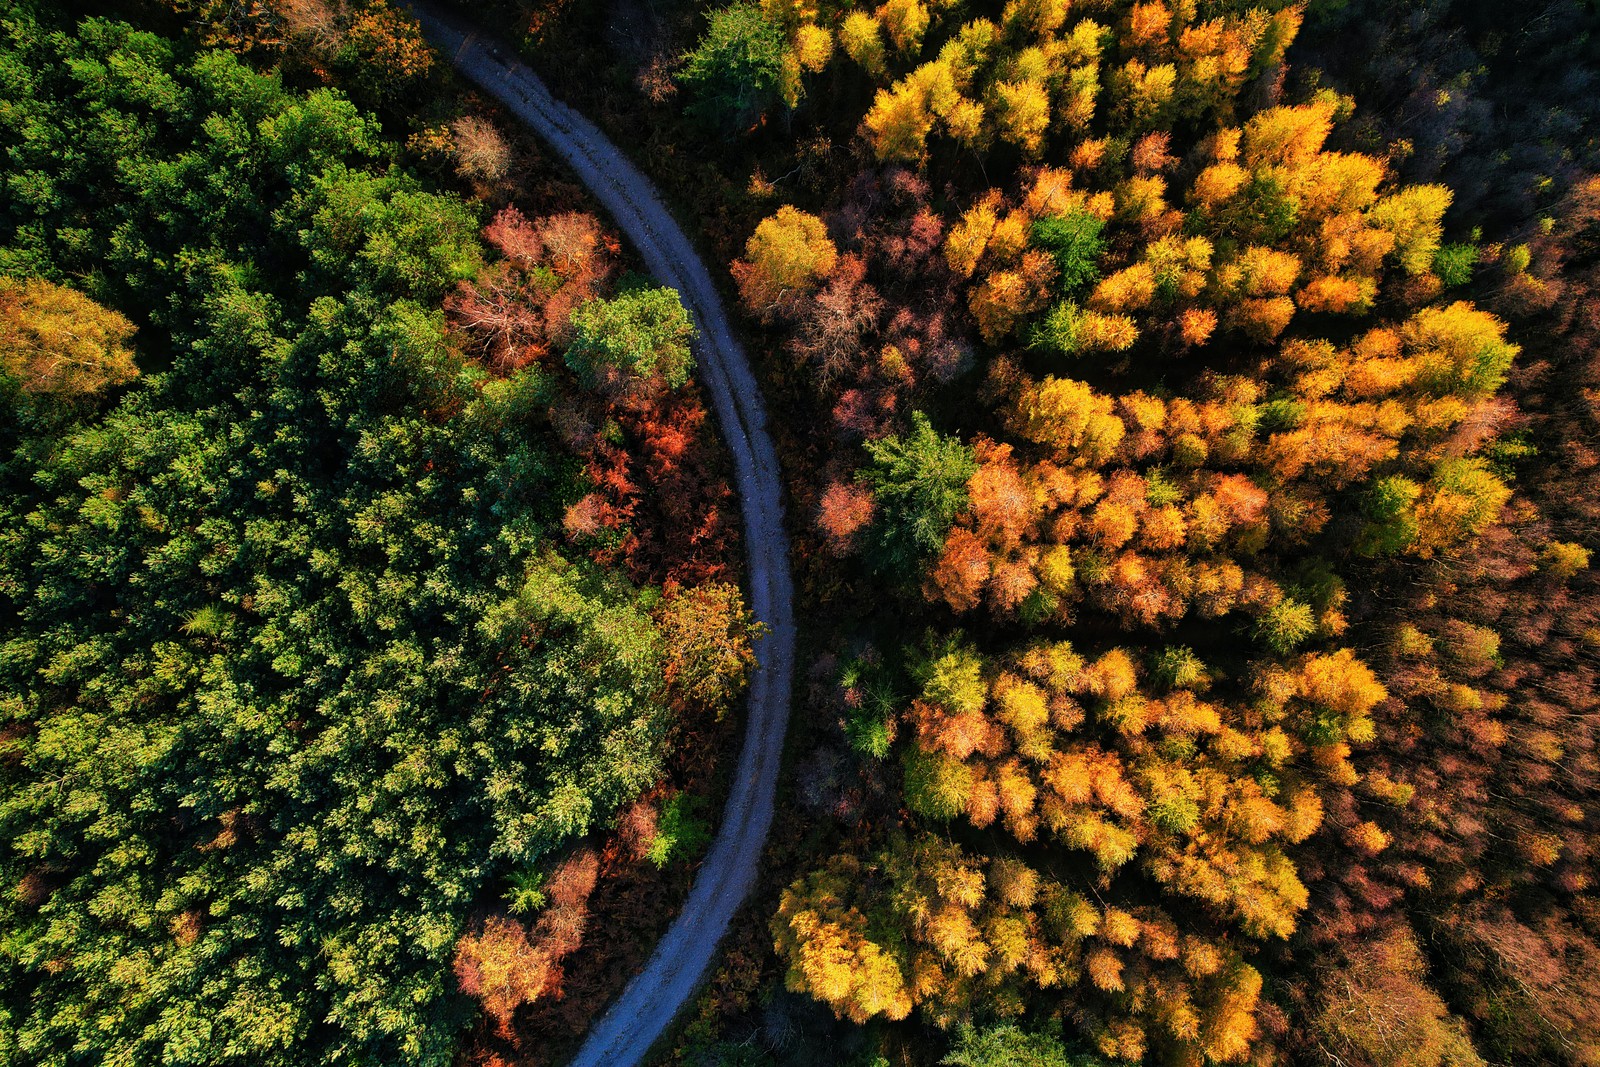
[407,7,797,1066]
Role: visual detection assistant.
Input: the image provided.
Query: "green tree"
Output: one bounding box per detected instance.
[647,792,714,867]
[1255,597,1317,655]
[1029,300,1085,355]
[858,412,978,575]
[903,747,975,820]
[943,1024,1107,1067]
[678,2,788,129]
[565,285,697,405]
[1031,211,1106,291]
[0,14,747,1066]
[1356,476,1423,556]
[300,168,482,302]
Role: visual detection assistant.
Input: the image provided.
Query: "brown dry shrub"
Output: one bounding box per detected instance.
[546,848,600,909]
[816,481,876,555]
[451,115,512,182]
[453,916,559,1029]
[616,798,660,863]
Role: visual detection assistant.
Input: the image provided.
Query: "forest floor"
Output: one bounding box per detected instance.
[408,5,798,1065]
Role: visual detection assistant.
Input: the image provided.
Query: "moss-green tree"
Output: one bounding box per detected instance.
[678,1,788,129]
[858,412,978,575]
[565,285,697,405]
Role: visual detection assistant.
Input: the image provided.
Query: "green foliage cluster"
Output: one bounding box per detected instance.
[838,652,900,759]
[943,1023,1109,1067]
[857,411,978,576]
[0,10,705,1065]
[1028,300,1085,356]
[678,2,789,129]
[565,283,697,401]
[1030,212,1106,292]
[647,791,714,868]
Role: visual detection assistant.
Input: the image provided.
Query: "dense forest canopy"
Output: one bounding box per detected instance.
[656,0,1600,1064]
[0,4,752,1065]
[3,0,1599,1064]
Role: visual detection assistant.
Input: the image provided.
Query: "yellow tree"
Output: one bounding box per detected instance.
[772,857,914,1023]
[877,0,930,54]
[732,205,838,318]
[0,277,138,398]
[839,11,887,77]
[864,78,937,163]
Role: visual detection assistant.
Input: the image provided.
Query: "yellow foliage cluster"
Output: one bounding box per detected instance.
[898,639,1374,933]
[943,169,1116,343]
[0,277,139,399]
[779,633,1386,1058]
[731,205,838,318]
[920,87,1461,359]
[774,833,1269,1063]
[924,294,1515,626]
[770,0,1533,1059]
[835,0,1298,164]
[773,856,915,1023]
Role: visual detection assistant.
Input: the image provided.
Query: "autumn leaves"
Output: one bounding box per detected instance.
[713,0,1532,1061]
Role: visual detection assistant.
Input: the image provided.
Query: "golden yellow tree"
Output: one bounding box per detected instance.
[0,277,138,398]
[732,205,838,318]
